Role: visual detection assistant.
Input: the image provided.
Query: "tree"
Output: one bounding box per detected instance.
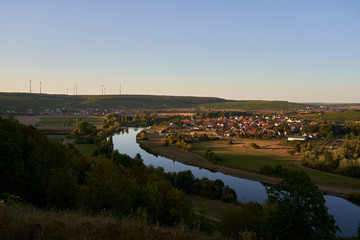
[81,158,126,213]
[196,204,215,234]
[143,179,193,226]
[161,137,169,146]
[278,123,291,135]
[264,170,339,240]
[47,168,79,208]
[250,143,260,149]
[174,170,195,193]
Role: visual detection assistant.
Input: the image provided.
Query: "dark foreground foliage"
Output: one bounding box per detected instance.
[0,116,193,227]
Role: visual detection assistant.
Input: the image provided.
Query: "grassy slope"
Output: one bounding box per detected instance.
[0,92,311,112]
[80,95,226,109]
[0,204,218,240]
[0,93,81,111]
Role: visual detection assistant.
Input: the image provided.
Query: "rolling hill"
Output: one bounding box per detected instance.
[0,92,310,113]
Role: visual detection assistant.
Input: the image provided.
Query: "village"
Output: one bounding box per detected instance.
[164,114,319,141]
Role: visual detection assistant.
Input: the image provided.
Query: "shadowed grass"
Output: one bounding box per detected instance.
[0,204,221,240]
[190,195,240,221]
[74,143,96,160]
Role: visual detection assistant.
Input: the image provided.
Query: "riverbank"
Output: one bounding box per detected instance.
[143,131,360,198]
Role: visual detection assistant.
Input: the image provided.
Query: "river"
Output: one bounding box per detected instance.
[113,128,360,237]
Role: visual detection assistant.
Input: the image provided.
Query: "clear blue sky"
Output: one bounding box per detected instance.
[1,0,359,102]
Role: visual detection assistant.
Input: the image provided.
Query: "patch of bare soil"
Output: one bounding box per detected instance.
[16,116,41,126]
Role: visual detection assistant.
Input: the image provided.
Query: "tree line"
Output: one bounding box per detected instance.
[103,113,190,131]
[302,122,360,138]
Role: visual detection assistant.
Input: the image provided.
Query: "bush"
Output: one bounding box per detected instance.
[139,142,158,156]
[259,165,287,177]
[186,144,192,151]
[161,137,170,146]
[287,149,296,155]
[205,150,222,164]
[175,140,192,151]
[250,143,260,149]
[347,192,360,206]
[136,131,148,141]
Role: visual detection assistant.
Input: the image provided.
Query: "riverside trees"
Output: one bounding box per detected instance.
[302,140,360,178]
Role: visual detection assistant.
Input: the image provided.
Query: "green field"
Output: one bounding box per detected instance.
[191,141,298,170]
[74,143,96,160]
[191,140,360,189]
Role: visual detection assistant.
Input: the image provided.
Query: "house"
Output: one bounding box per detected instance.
[224,133,234,137]
[287,135,307,141]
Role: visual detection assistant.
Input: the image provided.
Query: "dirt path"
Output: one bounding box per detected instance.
[194,211,220,222]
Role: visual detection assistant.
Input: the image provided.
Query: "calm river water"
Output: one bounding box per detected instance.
[113,128,360,237]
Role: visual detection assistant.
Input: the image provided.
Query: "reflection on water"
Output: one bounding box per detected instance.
[113,128,360,237]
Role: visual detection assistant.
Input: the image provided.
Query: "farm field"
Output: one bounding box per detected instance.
[16,115,103,127]
[200,100,308,111]
[191,139,298,171]
[298,111,360,122]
